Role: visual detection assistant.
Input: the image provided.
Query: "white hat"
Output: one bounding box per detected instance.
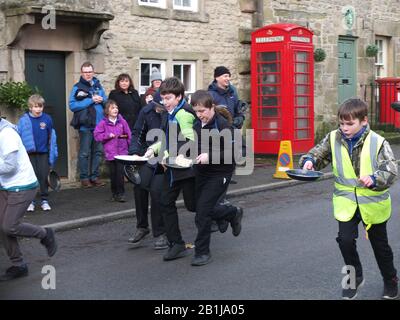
[150,67,162,82]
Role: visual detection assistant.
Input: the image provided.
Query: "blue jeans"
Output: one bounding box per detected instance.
[78,130,103,181]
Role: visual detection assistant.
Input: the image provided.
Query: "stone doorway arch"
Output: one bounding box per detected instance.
[2,5,113,181]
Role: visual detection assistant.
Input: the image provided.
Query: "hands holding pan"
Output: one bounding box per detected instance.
[302,160,314,171]
[286,159,323,181]
[302,160,373,186]
[196,153,209,164]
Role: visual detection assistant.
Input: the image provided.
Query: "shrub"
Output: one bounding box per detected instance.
[366,44,379,57]
[314,48,326,62]
[0,81,40,110]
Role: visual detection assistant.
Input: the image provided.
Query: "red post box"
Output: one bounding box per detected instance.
[251,23,314,154]
[375,77,400,129]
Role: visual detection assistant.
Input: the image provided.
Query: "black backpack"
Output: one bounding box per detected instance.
[70,106,96,129]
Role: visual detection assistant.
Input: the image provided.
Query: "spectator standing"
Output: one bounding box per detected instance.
[208,66,245,129]
[144,67,162,104]
[69,61,107,188]
[108,73,142,131]
[17,94,58,212]
[94,100,131,202]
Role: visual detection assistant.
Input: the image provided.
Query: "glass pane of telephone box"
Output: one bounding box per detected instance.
[295,52,308,62]
[263,63,278,72]
[295,129,309,139]
[259,85,279,95]
[260,96,278,107]
[296,119,309,129]
[258,63,279,74]
[259,73,279,84]
[258,52,278,62]
[260,107,278,117]
[296,85,309,95]
[258,119,281,129]
[296,96,308,106]
[295,74,309,84]
[295,107,308,117]
[257,130,281,140]
[295,63,308,73]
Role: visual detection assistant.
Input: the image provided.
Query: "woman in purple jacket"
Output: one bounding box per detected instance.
[94,100,131,202]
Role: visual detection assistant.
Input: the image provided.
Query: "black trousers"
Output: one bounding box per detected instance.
[194,174,237,255]
[336,208,397,280]
[29,153,49,201]
[159,175,196,245]
[107,160,125,196]
[134,171,165,238]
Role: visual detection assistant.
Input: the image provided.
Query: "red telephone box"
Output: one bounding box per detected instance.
[375,77,400,128]
[251,23,315,154]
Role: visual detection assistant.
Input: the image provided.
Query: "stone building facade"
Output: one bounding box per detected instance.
[1,0,400,180]
[0,0,253,180]
[257,0,400,140]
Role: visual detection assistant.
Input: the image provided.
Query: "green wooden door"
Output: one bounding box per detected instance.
[338,38,356,104]
[25,51,68,176]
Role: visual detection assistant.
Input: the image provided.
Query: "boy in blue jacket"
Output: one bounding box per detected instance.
[18,94,58,212]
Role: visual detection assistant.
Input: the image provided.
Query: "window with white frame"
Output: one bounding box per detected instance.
[132,0,207,22]
[173,0,198,12]
[138,0,166,9]
[173,61,196,93]
[139,60,166,94]
[375,36,388,78]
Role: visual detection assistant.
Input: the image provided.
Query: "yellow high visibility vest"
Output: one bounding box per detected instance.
[330,130,391,229]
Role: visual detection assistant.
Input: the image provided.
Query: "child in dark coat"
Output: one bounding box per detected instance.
[190,90,243,266]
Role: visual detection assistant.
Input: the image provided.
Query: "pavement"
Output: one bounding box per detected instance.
[22,142,400,232]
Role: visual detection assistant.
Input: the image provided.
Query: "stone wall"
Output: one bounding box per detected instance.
[98,0,253,97]
[263,0,400,140]
[0,5,7,83]
[3,0,400,167]
[0,0,254,181]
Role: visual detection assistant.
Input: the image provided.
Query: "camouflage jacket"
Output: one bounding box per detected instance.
[299,125,398,191]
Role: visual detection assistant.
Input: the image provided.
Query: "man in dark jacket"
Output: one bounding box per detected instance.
[69,62,107,188]
[208,66,245,129]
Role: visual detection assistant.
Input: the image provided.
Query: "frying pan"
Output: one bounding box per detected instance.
[47,170,61,191]
[114,155,149,165]
[123,165,141,185]
[163,157,193,170]
[286,169,324,181]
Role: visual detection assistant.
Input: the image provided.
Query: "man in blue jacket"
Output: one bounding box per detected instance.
[69,62,107,187]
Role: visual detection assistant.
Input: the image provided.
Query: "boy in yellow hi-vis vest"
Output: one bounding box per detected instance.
[300,98,398,300]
